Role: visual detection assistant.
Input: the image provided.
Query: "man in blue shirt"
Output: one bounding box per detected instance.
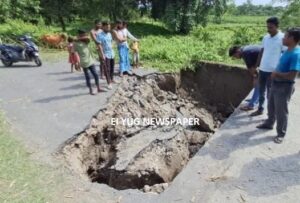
[229,45,262,111]
[257,28,300,144]
[96,22,115,89]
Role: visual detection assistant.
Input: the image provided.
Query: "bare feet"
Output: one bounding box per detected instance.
[112,80,120,84]
[107,84,113,90]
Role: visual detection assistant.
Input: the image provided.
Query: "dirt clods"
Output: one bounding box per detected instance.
[62,64,250,193]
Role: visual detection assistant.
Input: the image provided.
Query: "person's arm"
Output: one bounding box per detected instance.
[254,48,264,70]
[272,54,300,81]
[73,43,78,53]
[98,44,106,61]
[272,71,298,81]
[112,30,126,43]
[94,35,105,60]
[77,35,90,44]
[243,54,258,77]
[90,30,97,42]
[254,37,266,70]
[126,29,138,41]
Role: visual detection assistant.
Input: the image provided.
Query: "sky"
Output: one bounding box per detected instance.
[235,0,287,6]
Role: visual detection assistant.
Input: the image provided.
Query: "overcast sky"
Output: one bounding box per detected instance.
[235,0,287,6]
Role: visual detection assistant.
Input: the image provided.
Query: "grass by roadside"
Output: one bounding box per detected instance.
[41,49,68,62]
[0,112,58,203]
[1,16,268,71]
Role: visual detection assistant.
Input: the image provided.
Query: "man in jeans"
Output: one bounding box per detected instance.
[74,30,102,95]
[257,28,300,144]
[251,17,285,116]
[229,45,262,111]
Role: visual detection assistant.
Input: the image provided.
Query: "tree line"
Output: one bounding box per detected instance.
[0,0,298,34]
[0,0,227,34]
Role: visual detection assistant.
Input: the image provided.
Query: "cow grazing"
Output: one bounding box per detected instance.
[40,34,67,49]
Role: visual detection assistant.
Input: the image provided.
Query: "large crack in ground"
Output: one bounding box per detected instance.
[62,63,252,194]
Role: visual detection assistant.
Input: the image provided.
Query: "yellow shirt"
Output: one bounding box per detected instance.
[130,41,139,52]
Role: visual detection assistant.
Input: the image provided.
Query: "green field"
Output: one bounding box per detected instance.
[0,16,269,72]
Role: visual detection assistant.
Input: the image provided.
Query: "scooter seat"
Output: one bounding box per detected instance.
[4,45,23,53]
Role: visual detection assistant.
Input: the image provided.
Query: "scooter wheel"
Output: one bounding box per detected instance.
[1,59,13,67]
[34,57,42,67]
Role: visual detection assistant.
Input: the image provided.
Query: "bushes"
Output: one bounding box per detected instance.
[0,19,266,72]
[139,24,265,72]
[0,19,59,45]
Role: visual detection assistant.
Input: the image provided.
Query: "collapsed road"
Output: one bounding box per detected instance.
[61,62,252,194]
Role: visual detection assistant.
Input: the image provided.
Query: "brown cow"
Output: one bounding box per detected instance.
[40,34,67,49]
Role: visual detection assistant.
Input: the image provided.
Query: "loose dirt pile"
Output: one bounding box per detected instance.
[62,73,226,193]
[62,63,251,194]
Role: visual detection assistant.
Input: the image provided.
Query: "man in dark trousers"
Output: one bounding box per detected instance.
[257,28,300,144]
[250,17,285,116]
[96,22,115,89]
[229,45,262,111]
[75,30,102,95]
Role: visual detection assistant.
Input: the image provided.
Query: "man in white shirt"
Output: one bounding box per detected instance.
[251,17,285,116]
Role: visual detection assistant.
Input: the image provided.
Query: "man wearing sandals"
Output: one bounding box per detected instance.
[257,28,300,144]
[229,45,262,111]
[250,17,286,117]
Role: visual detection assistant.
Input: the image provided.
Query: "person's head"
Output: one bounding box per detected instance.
[266,17,279,36]
[122,21,128,29]
[94,19,102,29]
[116,20,123,30]
[229,46,242,59]
[102,22,111,33]
[77,29,90,44]
[60,33,67,41]
[67,36,74,43]
[283,28,300,47]
[78,29,87,37]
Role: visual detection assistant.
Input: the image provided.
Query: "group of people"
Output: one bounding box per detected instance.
[65,17,300,144]
[67,20,140,95]
[229,17,300,144]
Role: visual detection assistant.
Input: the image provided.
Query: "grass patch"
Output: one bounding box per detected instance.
[0,17,268,71]
[0,112,58,203]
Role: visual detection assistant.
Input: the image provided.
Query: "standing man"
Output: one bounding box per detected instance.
[90,19,104,79]
[251,17,286,116]
[229,45,262,111]
[257,28,300,144]
[96,22,115,89]
[75,30,102,95]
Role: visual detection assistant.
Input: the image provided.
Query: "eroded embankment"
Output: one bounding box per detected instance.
[61,62,251,194]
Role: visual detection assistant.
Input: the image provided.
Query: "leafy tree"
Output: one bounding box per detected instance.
[40,0,79,31]
[281,0,300,27]
[214,0,227,23]
[163,0,227,34]
[0,0,40,23]
[0,0,10,22]
[151,0,167,20]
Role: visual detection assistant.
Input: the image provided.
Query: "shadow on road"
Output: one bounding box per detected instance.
[222,152,300,197]
[0,64,38,68]
[47,71,71,75]
[34,93,88,103]
[197,129,273,160]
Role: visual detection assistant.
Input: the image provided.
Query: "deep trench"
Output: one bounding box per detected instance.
[62,62,252,194]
